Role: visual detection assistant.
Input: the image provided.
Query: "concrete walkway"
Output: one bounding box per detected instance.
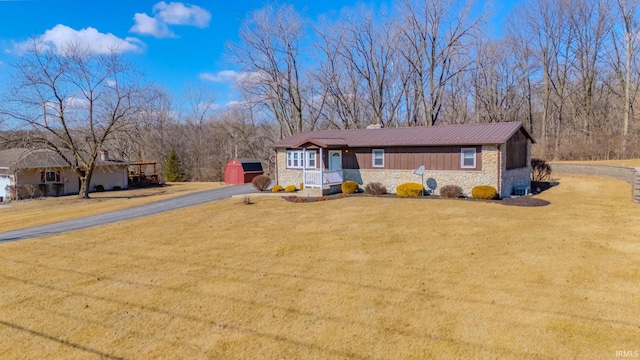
[0,184,256,243]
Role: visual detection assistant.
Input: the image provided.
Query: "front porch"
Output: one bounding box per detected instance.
[301,169,344,196]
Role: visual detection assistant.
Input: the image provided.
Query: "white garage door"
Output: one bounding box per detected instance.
[0,175,10,199]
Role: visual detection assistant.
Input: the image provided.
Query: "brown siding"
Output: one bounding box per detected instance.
[506,130,528,169]
[350,146,482,171]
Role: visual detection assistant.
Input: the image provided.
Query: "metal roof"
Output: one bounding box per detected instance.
[272,122,534,148]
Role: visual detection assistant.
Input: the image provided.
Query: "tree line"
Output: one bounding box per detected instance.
[1,0,639,195]
[229,0,640,160]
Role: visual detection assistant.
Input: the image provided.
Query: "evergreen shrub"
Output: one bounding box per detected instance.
[285,185,297,192]
[471,185,498,200]
[396,182,423,197]
[341,181,359,194]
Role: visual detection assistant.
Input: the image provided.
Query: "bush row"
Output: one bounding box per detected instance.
[266,180,503,200]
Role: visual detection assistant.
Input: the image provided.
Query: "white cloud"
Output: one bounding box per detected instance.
[130,1,210,38]
[199,70,241,83]
[208,100,249,111]
[15,24,142,55]
[64,96,90,109]
[154,1,210,27]
[200,70,264,84]
[130,13,175,38]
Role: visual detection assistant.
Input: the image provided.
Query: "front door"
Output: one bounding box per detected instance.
[328,150,342,170]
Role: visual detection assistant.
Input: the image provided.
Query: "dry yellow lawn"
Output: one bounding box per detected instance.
[1,174,639,359]
[553,158,640,167]
[0,182,225,233]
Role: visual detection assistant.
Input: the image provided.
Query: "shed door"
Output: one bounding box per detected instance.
[328,151,342,170]
[231,166,240,184]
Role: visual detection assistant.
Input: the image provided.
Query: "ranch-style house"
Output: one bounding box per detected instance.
[0,148,129,200]
[271,121,535,197]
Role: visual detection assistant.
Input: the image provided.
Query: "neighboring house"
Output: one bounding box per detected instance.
[271,122,535,197]
[0,148,129,200]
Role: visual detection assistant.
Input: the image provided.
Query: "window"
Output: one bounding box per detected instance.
[41,171,60,183]
[372,149,384,168]
[460,148,476,169]
[306,151,316,168]
[286,150,317,169]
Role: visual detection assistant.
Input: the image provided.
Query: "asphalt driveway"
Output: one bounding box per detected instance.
[0,184,256,243]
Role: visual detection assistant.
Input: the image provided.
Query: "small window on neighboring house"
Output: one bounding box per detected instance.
[461,148,476,169]
[41,171,61,183]
[306,151,316,168]
[372,149,384,168]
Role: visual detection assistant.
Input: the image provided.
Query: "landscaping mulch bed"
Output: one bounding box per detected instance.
[283,192,550,207]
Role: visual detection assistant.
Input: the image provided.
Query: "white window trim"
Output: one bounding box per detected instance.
[286,150,317,169]
[286,151,300,169]
[306,151,316,169]
[460,148,476,169]
[372,149,384,168]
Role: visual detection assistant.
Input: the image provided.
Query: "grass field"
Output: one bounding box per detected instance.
[0,174,639,359]
[0,182,225,233]
[553,158,640,167]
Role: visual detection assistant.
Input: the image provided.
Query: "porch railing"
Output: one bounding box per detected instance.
[303,170,343,188]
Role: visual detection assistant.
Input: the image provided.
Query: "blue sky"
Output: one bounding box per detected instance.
[0,0,520,108]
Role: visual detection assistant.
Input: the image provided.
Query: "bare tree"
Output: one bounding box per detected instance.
[229,4,313,138]
[610,0,640,154]
[570,0,612,141]
[472,38,530,124]
[398,0,483,126]
[314,20,368,129]
[177,83,218,181]
[0,41,157,198]
[332,6,404,127]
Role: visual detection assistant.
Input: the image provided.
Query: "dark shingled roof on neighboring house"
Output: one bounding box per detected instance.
[272,122,535,148]
[0,148,130,170]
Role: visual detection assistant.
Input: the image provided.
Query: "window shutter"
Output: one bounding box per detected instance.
[55,172,60,182]
[41,172,45,183]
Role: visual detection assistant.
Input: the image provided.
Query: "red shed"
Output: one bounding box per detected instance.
[224,158,264,185]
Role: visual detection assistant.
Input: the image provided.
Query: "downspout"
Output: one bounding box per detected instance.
[274,148,279,185]
[496,144,502,197]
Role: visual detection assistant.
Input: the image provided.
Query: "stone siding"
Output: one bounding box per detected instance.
[501,167,530,197]
[344,145,500,196]
[275,145,535,198]
[275,150,303,187]
[499,141,532,197]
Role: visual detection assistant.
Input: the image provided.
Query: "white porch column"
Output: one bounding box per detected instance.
[319,147,324,186]
[302,148,306,186]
